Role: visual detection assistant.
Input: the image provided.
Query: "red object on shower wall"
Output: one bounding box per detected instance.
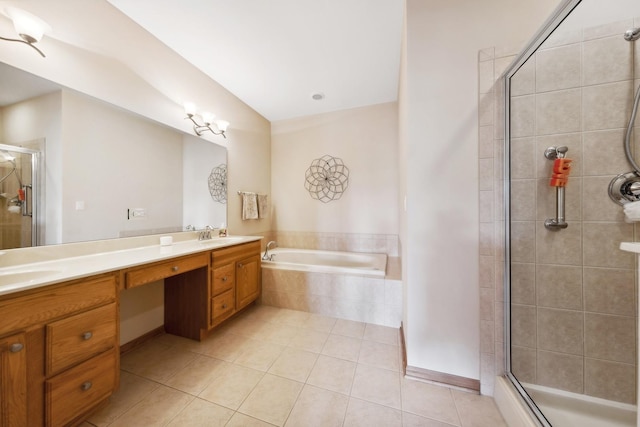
[549,158,572,187]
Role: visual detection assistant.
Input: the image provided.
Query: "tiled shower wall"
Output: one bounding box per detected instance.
[479,19,640,403]
[478,43,513,396]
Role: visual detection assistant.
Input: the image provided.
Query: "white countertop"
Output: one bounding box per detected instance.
[620,242,640,254]
[0,235,262,296]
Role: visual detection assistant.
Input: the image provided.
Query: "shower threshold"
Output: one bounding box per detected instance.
[523,383,636,427]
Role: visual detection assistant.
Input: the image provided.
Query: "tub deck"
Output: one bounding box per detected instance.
[261,248,387,277]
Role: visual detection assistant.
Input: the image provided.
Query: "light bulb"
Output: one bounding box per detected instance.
[201,111,215,125]
[183,102,197,116]
[214,120,229,132]
[4,7,50,43]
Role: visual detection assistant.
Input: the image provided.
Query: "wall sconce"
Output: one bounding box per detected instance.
[184,102,229,138]
[0,7,51,57]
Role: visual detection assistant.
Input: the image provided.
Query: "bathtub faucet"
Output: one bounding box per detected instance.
[262,240,277,261]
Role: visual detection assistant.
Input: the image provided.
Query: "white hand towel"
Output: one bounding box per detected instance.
[623,200,640,223]
[257,194,268,219]
[242,192,259,220]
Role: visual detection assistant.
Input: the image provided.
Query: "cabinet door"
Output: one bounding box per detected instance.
[236,255,260,310]
[0,333,27,427]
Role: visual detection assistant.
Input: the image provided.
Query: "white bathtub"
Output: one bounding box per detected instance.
[261,248,387,277]
[260,248,400,327]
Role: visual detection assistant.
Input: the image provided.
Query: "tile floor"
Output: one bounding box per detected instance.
[84,305,507,427]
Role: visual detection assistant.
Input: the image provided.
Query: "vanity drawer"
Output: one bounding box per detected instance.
[211,289,235,326]
[46,302,117,376]
[211,263,235,295]
[0,274,117,335]
[211,240,261,265]
[125,252,209,288]
[46,348,117,427]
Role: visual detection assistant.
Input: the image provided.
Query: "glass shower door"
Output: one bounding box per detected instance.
[0,144,39,249]
[505,1,640,426]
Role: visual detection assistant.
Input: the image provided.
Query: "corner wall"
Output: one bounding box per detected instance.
[401,0,559,392]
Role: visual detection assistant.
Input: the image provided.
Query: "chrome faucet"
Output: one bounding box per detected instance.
[198,225,215,241]
[262,240,276,261]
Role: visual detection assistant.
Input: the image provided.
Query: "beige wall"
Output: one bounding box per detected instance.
[502,18,639,404]
[227,125,272,236]
[402,0,559,390]
[271,102,399,236]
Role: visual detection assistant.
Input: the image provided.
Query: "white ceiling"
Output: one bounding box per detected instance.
[106,0,404,122]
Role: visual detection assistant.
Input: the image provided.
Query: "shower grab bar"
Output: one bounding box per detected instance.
[544,146,570,231]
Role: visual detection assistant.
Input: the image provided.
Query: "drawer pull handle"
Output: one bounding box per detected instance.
[171,266,179,272]
[222,303,228,309]
[222,276,228,282]
[238,263,244,268]
[81,381,92,391]
[82,332,93,341]
[9,343,23,353]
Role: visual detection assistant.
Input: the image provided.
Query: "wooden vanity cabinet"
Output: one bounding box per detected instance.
[163,241,261,340]
[0,332,27,426]
[0,273,119,427]
[209,241,261,329]
[235,253,261,311]
[210,260,235,327]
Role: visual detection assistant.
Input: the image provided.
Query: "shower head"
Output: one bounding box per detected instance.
[624,27,640,41]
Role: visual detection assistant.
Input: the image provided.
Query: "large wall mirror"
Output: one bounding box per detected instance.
[0,62,227,249]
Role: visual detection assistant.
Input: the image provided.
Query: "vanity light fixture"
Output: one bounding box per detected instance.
[1,7,51,57]
[184,102,229,138]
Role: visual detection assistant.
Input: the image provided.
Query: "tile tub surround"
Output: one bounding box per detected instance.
[267,231,400,257]
[479,18,640,403]
[259,231,402,328]
[260,264,402,328]
[87,305,507,427]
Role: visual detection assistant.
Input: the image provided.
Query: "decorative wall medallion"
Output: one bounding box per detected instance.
[304,155,349,203]
[208,163,227,203]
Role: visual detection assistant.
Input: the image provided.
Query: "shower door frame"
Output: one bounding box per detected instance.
[502,0,582,425]
[0,143,41,247]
